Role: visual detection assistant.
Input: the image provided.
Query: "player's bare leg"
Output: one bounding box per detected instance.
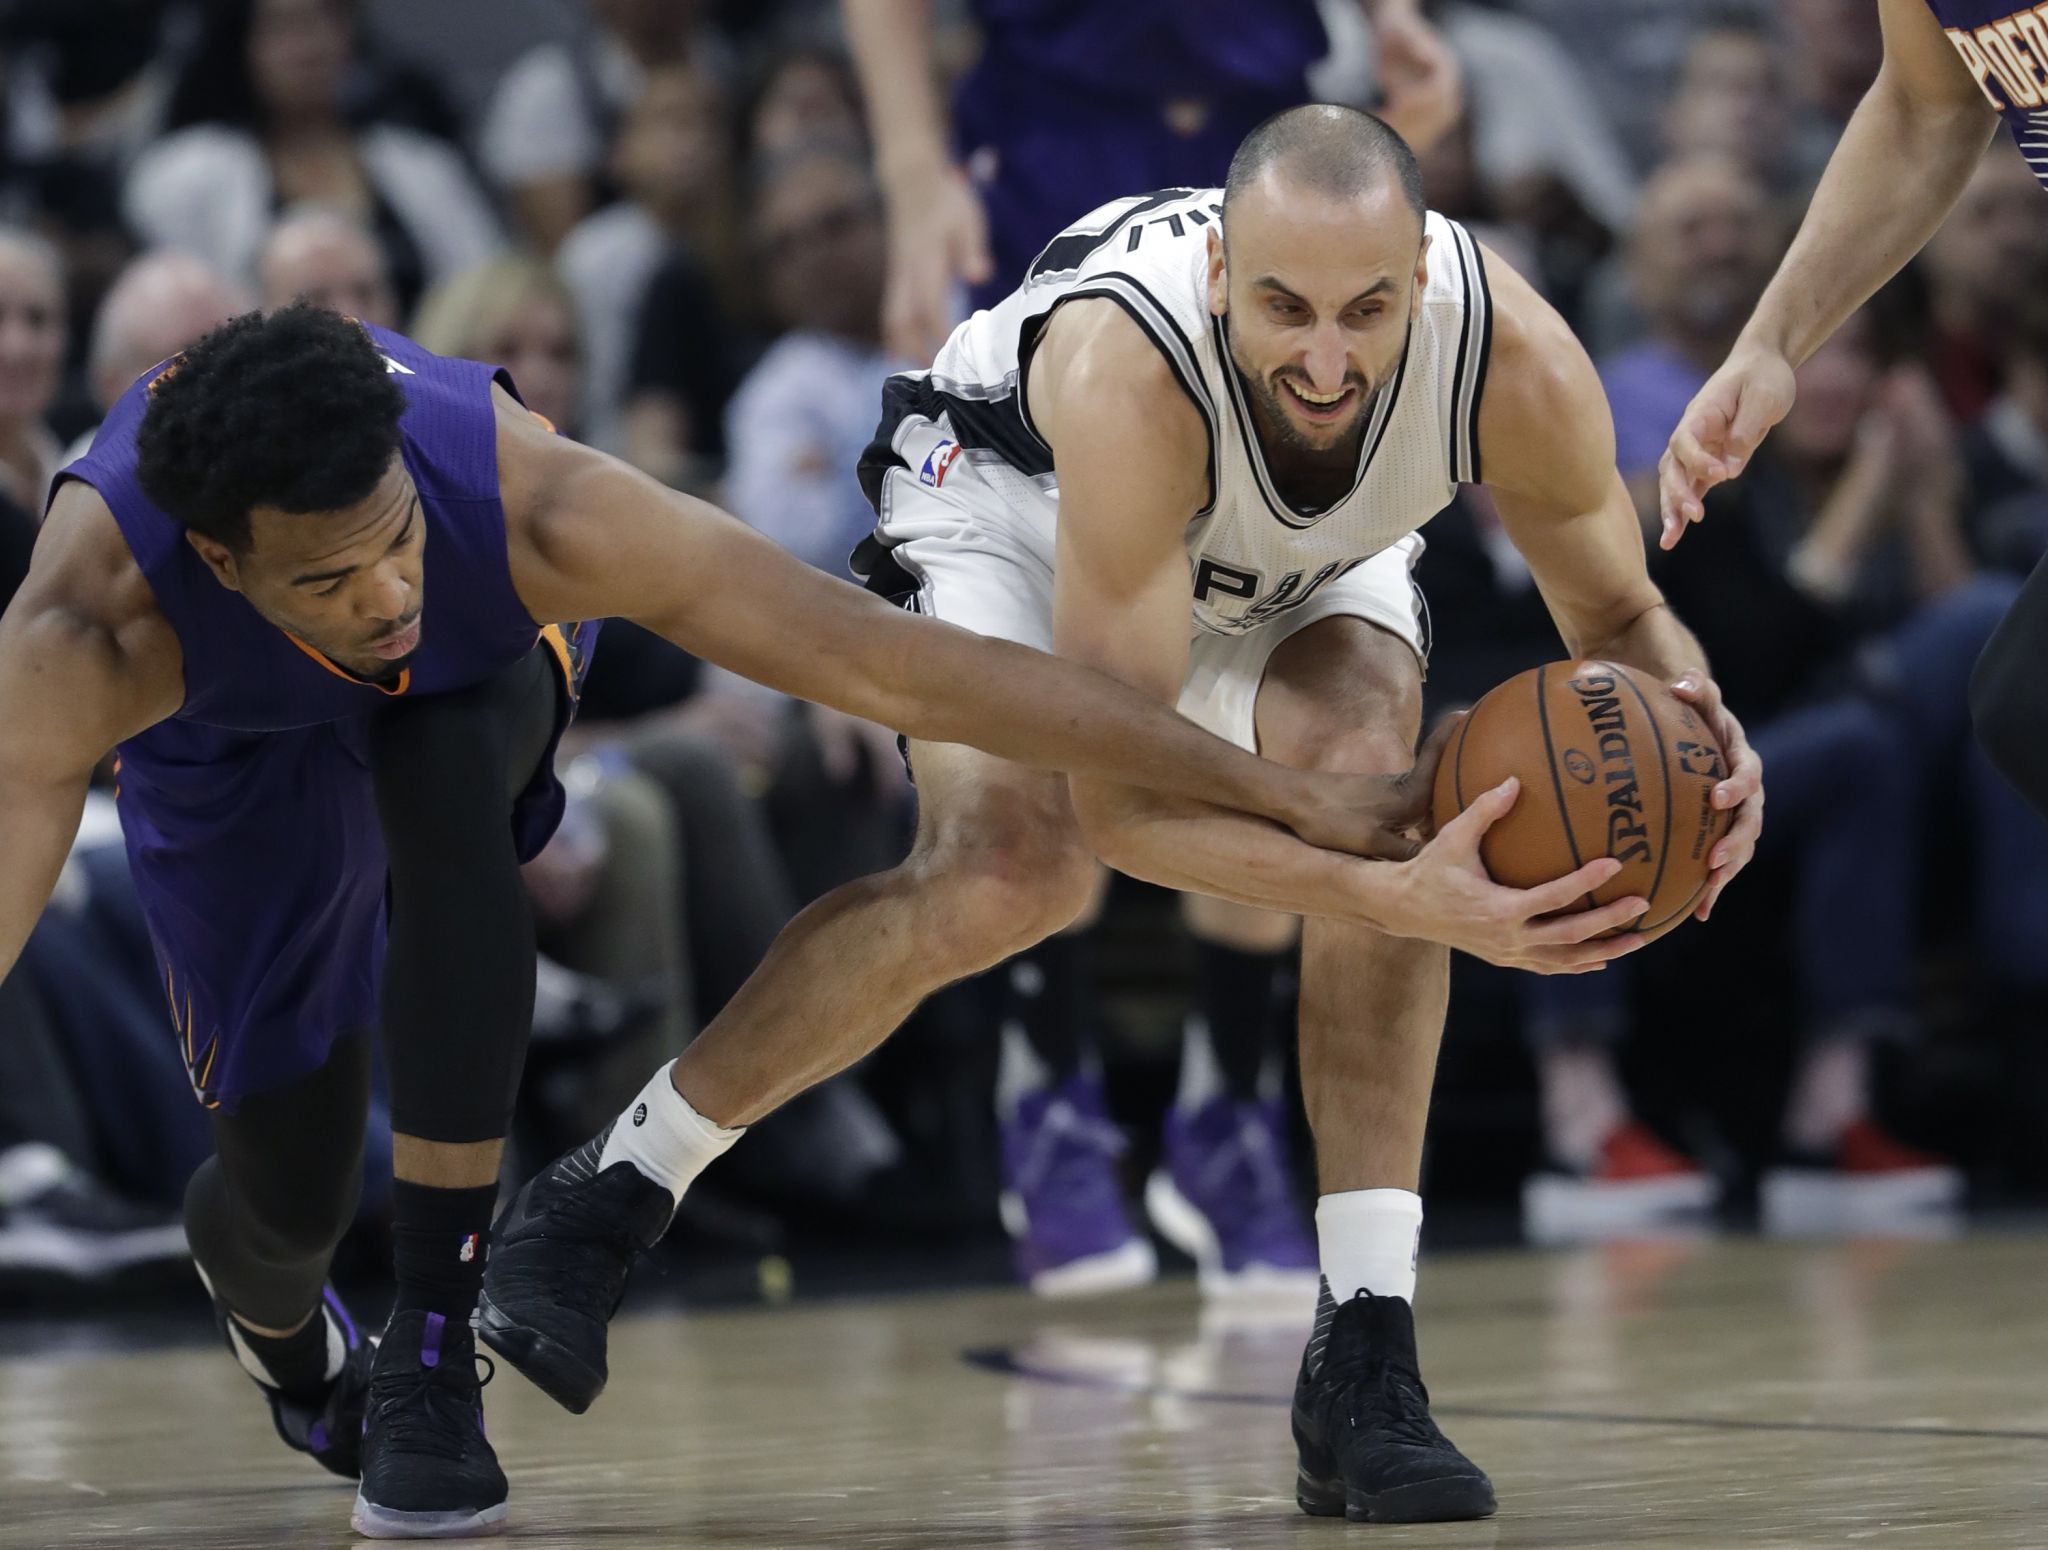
[480,740,1101,1409]
[1257,617,1493,1524]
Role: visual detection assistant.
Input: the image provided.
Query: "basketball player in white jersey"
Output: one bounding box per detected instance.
[476,106,1763,1524]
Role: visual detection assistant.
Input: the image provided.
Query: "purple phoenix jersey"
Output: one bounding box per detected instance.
[1930,1,2048,185]
[57,323,598,1110]
[955,0,1327,306]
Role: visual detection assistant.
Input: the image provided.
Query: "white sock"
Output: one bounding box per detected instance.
[597,1060,744,1203]
[225,1305,344,1390]
[1316,1188,1423,1305]
[1175,1015,1226,1110]
[1784,1036,1870,1153]
[994,1020,1054,1122]
[1537,1045,1629,1171]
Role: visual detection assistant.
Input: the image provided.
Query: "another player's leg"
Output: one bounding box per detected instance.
[352,647,562,1540]
[1145,893,1317,1294]
[1972,554,2048,817]
[183,1028,376,1479]
[993,886,1162,1298]
[1252,618,1495,1525]
[480,739,1098,1409]
[1517,965,1718,1243]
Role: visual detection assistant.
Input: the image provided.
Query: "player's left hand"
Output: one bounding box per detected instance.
[1368,0,1464,154]
[1286,711,1463,861]
[1670,672,1762,921]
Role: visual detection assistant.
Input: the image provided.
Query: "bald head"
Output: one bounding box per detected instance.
[1222,104,1425,246]
[258,211,397,330]
[91,251,250,411]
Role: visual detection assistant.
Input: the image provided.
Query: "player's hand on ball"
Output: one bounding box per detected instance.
[1658,346,1796,550]
[1669,672,1762,921]
[1286,713,1463,860]
[1388,777,1648,973]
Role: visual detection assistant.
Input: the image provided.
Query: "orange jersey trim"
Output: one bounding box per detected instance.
[281,629,411,697]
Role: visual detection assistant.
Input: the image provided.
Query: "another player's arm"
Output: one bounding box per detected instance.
[494,387,1391,857]
[1482,248,1762,920]
[1033,302,1422,922]
[0,482,182,986]
[1037,303,1641,970]
[841,0,991,362]
[1659,0,1999,545]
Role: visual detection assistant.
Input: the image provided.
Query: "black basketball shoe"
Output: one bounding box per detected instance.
[475,1124,675,1414]
[1292,1284,1497,1523]
[350,1309,508,1540]
[210,1281,375,1480]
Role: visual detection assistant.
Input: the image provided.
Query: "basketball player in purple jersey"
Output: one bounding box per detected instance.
[1658,0,2048,810]
[845,0,1464,1299]
[846,0,1464,360]
[0,306,1506,1537]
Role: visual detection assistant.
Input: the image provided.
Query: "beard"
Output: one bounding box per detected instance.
[1247,367,1377,450]
[1225,306,1410,454]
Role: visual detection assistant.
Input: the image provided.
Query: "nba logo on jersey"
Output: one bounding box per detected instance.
[919,440,962,488]
[458,1233,478,1263]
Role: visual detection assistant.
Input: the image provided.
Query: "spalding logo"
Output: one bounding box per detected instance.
[1562,748,1596,784]
[1566,671,1653,865]
[633,1102,648,1126]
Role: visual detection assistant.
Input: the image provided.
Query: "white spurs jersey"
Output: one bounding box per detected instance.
[856,186,1494,636]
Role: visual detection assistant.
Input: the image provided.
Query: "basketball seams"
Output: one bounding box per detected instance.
[1610,663,1677,934]
[1533,663,1593,908]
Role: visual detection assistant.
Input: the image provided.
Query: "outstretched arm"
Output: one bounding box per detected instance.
[494,388,1403,862]
[1658,0,1998,547]
[841,0,992,362]
[0,482,183,986]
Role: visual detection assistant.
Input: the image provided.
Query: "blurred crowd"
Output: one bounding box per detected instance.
[3,0,2048,1304]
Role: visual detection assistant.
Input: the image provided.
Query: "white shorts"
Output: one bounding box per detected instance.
[864,422,1430,755]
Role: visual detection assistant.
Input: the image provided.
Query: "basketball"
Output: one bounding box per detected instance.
[1430,660,1733,942]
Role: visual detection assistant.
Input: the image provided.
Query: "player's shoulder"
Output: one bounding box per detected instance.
[1027,297,1209,491]
[1417,211,1493,314]
[1034,294,1200,417]
[5,478,180,698]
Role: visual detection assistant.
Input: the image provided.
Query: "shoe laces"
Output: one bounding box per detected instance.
[372,1349,494,1463]
[1321,1309,1443,1451]
[534,1172,655,1320]
[1015,1097,1127,1206]
[1189,1105,1295,1214]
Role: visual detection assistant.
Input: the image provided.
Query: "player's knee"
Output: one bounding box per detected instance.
[187,1157,359,1270]
[366,650,553,802]
[916,813,1095,966]
[1291,723,1419,780]
[367,684,504,783]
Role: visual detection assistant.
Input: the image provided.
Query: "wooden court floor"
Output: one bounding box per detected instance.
[4,1232,2047,1548]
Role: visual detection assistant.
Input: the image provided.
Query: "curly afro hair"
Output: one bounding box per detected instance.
[135,303,407,551]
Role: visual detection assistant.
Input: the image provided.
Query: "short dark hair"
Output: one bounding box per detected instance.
[1223,104,1426,234]
[135,303,405,551]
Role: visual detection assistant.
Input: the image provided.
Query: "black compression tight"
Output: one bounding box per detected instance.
[368,645,560,1144]
[184,1028,371,1330]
